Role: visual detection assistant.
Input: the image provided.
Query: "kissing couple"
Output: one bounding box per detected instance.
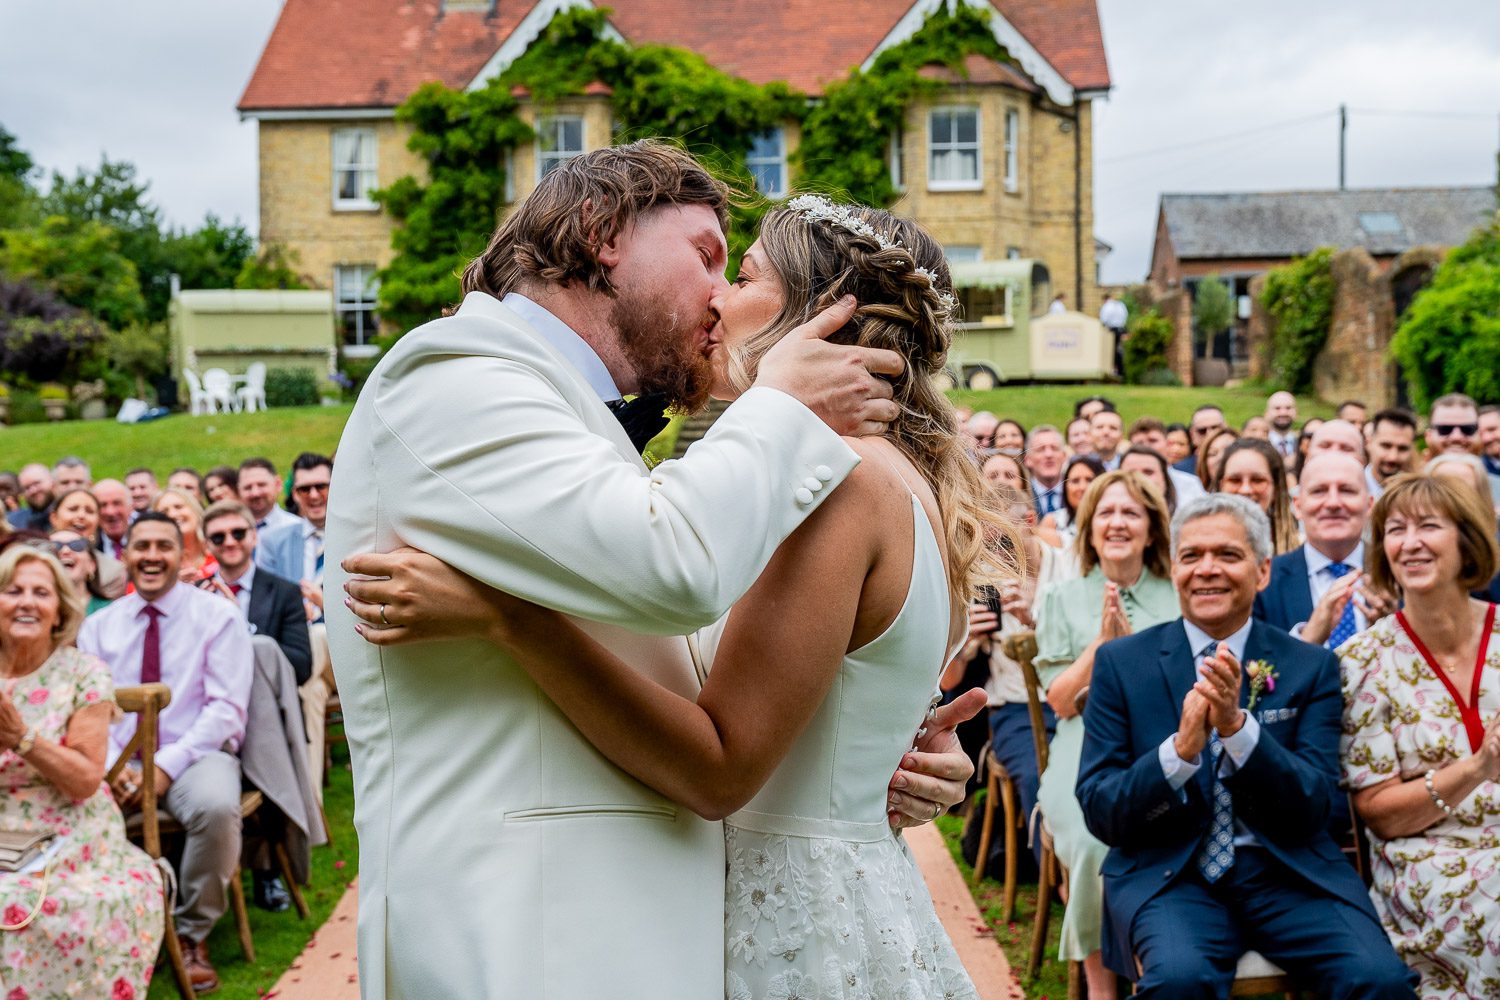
[325,140,1008,999]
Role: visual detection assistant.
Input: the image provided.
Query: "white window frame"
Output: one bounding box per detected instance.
[927,106,982,192]
[746,128,788,198]
[888,127,906,192]
[334,264,381,356]
[331,128,379,211]
[944,245,982,265]
[502,146,516,204]
[535,115,585,180]
[1004,108,1020,193]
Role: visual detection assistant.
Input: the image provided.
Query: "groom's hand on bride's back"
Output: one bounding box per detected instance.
[755,295,904,437]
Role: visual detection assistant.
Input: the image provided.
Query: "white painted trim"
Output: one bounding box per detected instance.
[239,107,397,122]
[860,0,1076,107]
[926,105,982,192]
[464,0,625,92]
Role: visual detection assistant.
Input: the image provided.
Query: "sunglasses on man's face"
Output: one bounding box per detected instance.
[1432,423,1478,438]
[207,527,250,547]
[293,482,330,496]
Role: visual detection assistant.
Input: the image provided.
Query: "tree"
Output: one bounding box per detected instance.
[159,215,255,294]
[0,216,147,329]
[1191,275,1232,357]
[0,123,39,229]
[235,243,311,290]
[1390,222,1500,408]
[1260,247,1335,394]
[0,276,107,385]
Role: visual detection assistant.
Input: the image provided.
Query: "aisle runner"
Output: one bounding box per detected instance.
[275,830,1020,999]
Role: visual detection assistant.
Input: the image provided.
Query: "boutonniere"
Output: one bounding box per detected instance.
[1245,660,1279,711]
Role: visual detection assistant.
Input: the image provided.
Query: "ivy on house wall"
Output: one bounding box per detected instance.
[374,4,1012,335]
[1390,221,1500,408]
[1259,247,1335,395]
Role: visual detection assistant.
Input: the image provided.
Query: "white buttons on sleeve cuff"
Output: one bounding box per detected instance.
[814,465,834,482]
[795,487,816,505]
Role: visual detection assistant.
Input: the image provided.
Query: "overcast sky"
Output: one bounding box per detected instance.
[2,0,1497,284]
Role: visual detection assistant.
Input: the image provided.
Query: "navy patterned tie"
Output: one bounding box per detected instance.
[1195,641,1235,882]
[1326,562,1358,650]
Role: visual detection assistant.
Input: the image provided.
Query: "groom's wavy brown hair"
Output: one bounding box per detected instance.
[461,139,730,299]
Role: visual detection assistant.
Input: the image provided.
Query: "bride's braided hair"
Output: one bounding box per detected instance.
[727,196,1018,602]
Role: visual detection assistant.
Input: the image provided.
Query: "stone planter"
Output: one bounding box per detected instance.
[1192,357,1230,387]
[41,399,67,422]
[80,398,107,421]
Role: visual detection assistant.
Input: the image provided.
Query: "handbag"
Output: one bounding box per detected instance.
[0,828,56,932]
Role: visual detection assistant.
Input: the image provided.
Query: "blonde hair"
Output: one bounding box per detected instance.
[0,544,87,647]
[726,200,1015,603]
[1367,473,1500,595]
[1072,469,1173,579]
[152,487,205,544]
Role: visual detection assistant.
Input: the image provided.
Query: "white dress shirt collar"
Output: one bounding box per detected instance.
[1303,540,1363,578]
[502,292,621,403]
[1183,615,1253,663]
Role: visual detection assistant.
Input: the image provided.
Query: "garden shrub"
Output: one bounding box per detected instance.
[1122,307,1174,385]
[1260,248,1335,394]
[1390,222,1500,409]
[263,367,321,408]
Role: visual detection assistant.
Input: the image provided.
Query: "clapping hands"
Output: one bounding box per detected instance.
[1175,646,1246,761]
[1304,569,1396,645]
[1099,582,1132,642]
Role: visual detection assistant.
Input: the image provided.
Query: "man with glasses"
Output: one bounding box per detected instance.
[1174,405,1227,475]
[1426,393,1500,503]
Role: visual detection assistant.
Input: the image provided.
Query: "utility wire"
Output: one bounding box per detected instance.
[1346,107,1497,120]
[1098,110,1336,165]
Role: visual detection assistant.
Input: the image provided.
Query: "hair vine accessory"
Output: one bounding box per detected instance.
[785,194,958,313]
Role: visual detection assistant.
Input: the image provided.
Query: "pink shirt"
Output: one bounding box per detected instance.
[78,580,253,780]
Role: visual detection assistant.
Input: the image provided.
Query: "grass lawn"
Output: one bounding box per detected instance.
[949,384,1334,432]
[146,740,358,1000]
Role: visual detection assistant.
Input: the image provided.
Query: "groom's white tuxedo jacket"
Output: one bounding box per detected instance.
[324,292,859,998]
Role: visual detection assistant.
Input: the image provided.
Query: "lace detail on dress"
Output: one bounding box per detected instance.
[724,825,978,1000]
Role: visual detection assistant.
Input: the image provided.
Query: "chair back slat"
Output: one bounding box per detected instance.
[1003,631,1049,775]
[111,684,172,857]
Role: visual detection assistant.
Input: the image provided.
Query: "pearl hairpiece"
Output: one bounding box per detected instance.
[785,194,958,314]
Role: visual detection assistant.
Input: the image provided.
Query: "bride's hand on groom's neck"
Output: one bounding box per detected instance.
[755,296,904,438]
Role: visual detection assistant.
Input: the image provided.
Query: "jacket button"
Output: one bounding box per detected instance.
[804,477,823,492]
[1163,869,1173,879]
[795,487,815,505]
[814,465,834,482]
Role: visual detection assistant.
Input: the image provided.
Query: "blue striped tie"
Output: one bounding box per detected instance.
[1195,641,1235,882]
[1326,562,1357,649]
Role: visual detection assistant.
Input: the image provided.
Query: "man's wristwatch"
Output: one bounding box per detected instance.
[14,725,37,756]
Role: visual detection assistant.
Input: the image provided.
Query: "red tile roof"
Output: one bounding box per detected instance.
[238,0,1110,113]
[917,53,1040,92]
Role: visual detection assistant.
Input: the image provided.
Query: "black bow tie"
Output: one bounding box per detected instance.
[606,393,671,455]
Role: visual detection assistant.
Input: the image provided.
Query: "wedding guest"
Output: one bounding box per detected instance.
[1076,494,1414,997]
[1292,418,1326,486]
[1337,399,1368,430]
[168,467,207,504]
[49,529,113,615]
[1195,427,1239,491]
[51,456,91,493]
[1240,415,1270,440]
[1164,423,1193,466]
[1090,409,1125,470]
[0,472,21,514]
[994,418,1026,455]
[1308,419,1366,465]
[0,542,164,996]
[1341,473,1500,998]
[1175,405,1227,475]
[1035,470,1179,998]
[1066,416,1095,455]
[79,512,253,994]
[1425,452,1498,514]
[123,467,158,515]
[1480,404,1500,478]
[1255,453,1395,647]
[1025,425,1067,519]
[1366,408,1418,499]
[258,452,333,624]
[1128,418,1202,503]
[1119,445,1179,513]
[1212,438,1298,554]
[203,466,240,504]
[965,411,999,453]
[1265,391,1299,460]
[981,451,1029,495]
[48,488,125,598]
[237,458,300,534]
[93,478,132,561]
[7,464,55,532]
[1038,455,1105,549]
[1075,395,1114,423]
[152,487,217,584]
[1427,393,1500,507]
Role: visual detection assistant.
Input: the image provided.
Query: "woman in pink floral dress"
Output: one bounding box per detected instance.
[1341,475,1500,1000]
[0,541,163,998]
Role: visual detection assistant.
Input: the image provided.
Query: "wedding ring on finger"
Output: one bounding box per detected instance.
[380,603,390,627]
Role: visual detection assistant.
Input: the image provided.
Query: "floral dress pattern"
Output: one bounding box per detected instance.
[1340,607,1500,1000]
[0,646,164,1000]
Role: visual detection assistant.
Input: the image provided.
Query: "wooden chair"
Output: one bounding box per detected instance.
[972,746,1020,918]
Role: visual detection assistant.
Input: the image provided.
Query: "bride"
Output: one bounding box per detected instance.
[342,195,1011,999]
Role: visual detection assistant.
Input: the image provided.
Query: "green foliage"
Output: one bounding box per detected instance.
[101,322,170,400]
[0,217,147,329]
[263,367,321,408]
[1122,307,1175,384]
[1390,222,1500,408]
[797,4,1007,206]
[37,382,68,400]
[235,243,312,290]
[0,124,39,230]
[1190,274,1232,351]
[158,215,255,300]
[1260,247,1335,394]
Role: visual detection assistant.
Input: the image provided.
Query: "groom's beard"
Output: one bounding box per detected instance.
[611,286,714,414]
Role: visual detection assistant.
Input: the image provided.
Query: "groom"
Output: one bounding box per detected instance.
[325,140,976,998]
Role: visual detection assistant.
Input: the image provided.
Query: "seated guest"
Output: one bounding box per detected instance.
[980,451,1029,495]
[1164,423,1193,466]
[49,529,113,615]
[203,465,240,504]
[1024,424,1068,518]
[237,458,300,534]
[1066,416,1095,456]
[78,513,254,994]
[1366,408,1418,499]
[259,453,334,624]
[0,540,164,996]
[1425,452,1498,515]
[123,467,158,516]
[93,478,132,561]
[1129,419,1205,508]
[153,487,217,584]
[1265,391,1299,459]
[994,418,1026,455]
[1341,474,1500,998]
[7,463,55,532]
[1119,445,1179,514]
[1240,415,1271,440]
[1076,494,1415,997]
[168,467,207,504]
[1195,427,1239,491]
[1212,438,1298,554]
[1175,405,1228,476]
[1255,453,1395,647]
[1308,418,1366,464]
[49,487,126,598]
[1090,409,1125,470]
[1035,470,1180,998]
[1038,455,1106,549]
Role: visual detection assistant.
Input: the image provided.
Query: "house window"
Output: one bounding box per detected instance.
[747,129,787,198]
[1006,246,1022,260]
[332,129,378,210]
[928,107,981,190]
[1004,108,1020,192]
[335,265,380,352]
[945,245,982,264]
[536,115,585,178]
[888,127,906,192]
[502,147,516,204]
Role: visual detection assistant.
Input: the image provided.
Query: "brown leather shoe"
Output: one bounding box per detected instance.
[180,937,220,995]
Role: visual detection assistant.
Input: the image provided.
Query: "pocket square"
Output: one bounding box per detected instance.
[1256,706,1298,723]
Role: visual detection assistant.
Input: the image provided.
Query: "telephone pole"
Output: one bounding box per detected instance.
[1339,104,1347,190]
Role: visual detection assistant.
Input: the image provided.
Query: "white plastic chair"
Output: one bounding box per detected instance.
[237,362,268,413]
[183,369,214,416]
[203,368,238,414]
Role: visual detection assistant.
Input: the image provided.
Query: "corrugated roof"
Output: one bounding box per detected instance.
[238,0,1110,112]
[1161,187,1497,260]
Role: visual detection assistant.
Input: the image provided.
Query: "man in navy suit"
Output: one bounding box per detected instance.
[1173,404,1227,474]
[1076,494,1414,997]
[1253,453,1396,649]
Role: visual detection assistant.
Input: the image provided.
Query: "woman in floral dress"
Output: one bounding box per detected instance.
[0,541,164,998]
[1341,474,1500,1000]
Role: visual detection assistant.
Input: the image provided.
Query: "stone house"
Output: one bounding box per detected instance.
[237,0,1111,355]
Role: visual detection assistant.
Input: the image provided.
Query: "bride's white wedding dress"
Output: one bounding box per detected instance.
[718,491,980,1000]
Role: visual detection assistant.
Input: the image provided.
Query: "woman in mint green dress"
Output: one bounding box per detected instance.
[1034,470,1179,1000]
